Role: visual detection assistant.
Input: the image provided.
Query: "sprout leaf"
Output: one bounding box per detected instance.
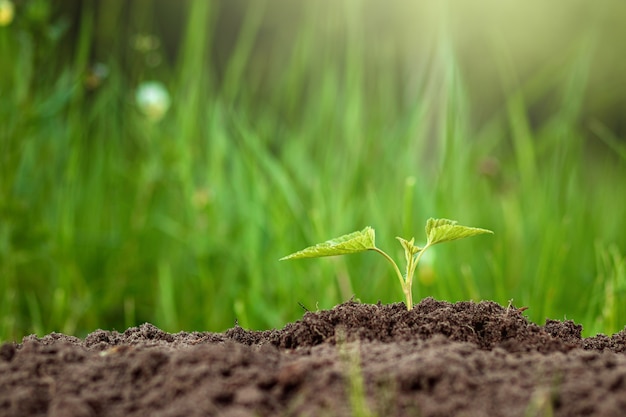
[280,226,376,260]
[395,236,421,265]
[425,218,493,246]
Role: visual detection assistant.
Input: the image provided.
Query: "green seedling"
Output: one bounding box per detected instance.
[280,218,493,310]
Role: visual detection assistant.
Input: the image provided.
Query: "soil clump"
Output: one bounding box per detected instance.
[2,297,626,416]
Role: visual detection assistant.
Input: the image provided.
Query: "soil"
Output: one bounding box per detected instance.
[2,298,626,417]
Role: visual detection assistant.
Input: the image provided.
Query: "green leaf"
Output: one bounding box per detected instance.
[425,218,493,246]
[395,236,421,264]
[280,227,376,261]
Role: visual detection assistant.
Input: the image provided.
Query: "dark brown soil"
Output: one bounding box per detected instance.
[2,297,626,417]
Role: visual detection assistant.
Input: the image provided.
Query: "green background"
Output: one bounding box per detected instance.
[1,0,625,342]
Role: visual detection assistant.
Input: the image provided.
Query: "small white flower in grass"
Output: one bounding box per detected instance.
[0,0,15,26]
[135,81,171,122]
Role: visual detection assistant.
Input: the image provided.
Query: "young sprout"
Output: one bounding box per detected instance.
[280,218,493,310]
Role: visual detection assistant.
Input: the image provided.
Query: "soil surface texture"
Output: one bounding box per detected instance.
[2,297,626,417]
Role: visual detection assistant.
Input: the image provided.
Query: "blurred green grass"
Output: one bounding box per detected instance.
[1,0,625,341]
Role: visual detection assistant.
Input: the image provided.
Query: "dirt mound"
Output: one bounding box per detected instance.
[2,297,626,417]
